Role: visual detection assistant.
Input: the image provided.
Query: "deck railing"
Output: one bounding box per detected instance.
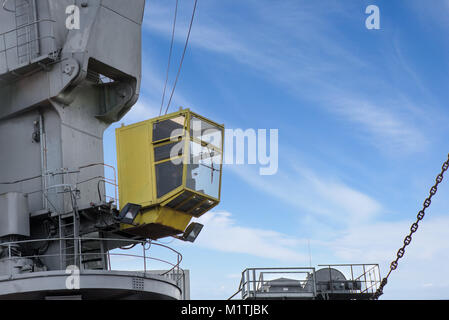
[0,237,185,288]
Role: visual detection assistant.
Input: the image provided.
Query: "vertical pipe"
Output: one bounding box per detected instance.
[39,113,47,209]
[252,269,256,299]
[7,244,11,276]
[58,216,62,270]
[77,237,82,270]
[31,0,39,56]
[183,270,186,300]
[14,0,19,66]
[143,242,146,272]
[99,237,106,270]
[74,213,79,267]
[363,265,367,293]
[26,1,31,64]
[2,34,8,70]
[245,269,249,298]
[378,265,381,290]
[350,265,354,293]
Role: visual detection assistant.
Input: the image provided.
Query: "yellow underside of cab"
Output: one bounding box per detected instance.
[120,206,192,235]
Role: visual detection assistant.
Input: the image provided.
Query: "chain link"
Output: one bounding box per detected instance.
[373,154,449,300]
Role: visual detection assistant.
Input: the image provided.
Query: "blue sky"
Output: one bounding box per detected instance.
[103,0,449,299]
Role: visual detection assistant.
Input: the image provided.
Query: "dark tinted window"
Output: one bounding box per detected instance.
[153,116,185,142]
[154,142,183,162]
[155,161,183,198]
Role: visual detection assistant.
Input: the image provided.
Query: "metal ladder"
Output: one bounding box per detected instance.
[57,183,80,270]
[59,213,108,271]
[59,212,79,269]
[80,233,108,271]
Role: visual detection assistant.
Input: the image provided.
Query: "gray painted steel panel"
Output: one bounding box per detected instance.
[101,0,146,25]
[0,192,30,237]
[0,0,144,214]
[0,270,182,300]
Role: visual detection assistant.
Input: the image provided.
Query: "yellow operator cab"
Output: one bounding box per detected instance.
[116,109,224,240]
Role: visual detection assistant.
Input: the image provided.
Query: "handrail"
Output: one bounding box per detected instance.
[77,163,119,205]
[230,265,381,300]
[0,18,56,77]
[229,267,317,300]
[0,237,185,284]
[23,163,119,205]
[318,263,380,267]
[0,18,55,38]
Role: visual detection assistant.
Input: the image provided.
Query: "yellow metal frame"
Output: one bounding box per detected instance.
[115,109,224,238]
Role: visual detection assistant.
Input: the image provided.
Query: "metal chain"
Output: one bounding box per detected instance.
[373,153,449,299]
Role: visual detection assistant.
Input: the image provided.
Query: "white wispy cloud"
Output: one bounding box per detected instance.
[329,97,429,154]
[229,163,382,226]
[296,166,382,222]
[194,211,307,263]
[143,0,437,154]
